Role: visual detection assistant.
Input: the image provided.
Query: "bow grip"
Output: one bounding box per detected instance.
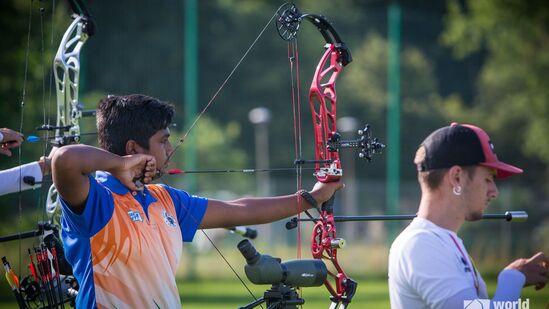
[321,194,335,214]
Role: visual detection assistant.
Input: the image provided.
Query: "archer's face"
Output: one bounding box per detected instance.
[463,166,499,221]
[146,128,173,173]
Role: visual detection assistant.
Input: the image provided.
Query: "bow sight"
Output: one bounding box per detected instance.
[328,125,385,162]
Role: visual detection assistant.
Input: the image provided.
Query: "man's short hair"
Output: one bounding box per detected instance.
[96,94,175,155]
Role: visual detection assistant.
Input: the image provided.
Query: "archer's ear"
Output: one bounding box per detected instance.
[447,165,463,187]
[125,140,144,155]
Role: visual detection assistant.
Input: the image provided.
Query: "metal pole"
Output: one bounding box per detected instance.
[386,0,401,244]
[184,0,198,280]
[184,0,198,194]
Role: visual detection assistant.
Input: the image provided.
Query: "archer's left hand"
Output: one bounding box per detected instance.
[310,180,345,205]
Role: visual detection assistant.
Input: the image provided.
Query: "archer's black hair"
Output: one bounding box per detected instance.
[96,94,175,155]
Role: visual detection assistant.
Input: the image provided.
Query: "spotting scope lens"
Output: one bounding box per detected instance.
[238,240,327,288]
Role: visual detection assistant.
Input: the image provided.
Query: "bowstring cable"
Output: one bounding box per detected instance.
[173,11,279,155]
[161,10,284,309]
[40,0,57,227]
[288,37,306,305]
[38,0,48,231]
[17,0,35,277]
[288,40,303,260]
[157,178,262,308]
[294,39,304,305]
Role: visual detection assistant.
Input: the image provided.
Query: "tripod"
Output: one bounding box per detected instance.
[239,283,304,309]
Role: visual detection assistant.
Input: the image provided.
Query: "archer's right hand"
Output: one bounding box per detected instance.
[112,154,157,191]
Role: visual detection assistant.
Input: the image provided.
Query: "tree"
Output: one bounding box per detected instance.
[441,0,549,189]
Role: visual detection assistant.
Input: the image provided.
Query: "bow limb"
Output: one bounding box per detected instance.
[309,45,357,307]
[46,1,95,217]
[310,44,344,183]
[52,2,95,147]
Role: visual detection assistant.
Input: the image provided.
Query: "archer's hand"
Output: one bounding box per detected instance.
[111,155,157,191]
[310,180,345,205]
[505,252,549,290]
[0,128,24,156]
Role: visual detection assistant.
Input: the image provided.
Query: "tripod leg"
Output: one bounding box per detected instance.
[267,303,281,309]
[238,297,266,309]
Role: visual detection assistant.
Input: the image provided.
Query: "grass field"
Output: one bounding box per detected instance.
[0,275,547,308]
[179,276,548,308]
[0,241,547,308]
[178,276,391,308]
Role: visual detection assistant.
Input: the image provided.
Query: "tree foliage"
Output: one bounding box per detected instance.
[442,0,549,188]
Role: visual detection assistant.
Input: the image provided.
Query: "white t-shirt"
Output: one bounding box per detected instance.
[388,217,524,309]
[0,161,42,196]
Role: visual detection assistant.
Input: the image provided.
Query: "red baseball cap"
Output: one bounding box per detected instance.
[417,123,523,179]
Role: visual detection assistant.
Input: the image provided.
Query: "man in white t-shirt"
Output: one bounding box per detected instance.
[388,123,548,309]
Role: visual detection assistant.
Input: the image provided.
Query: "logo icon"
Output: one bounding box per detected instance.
[128,210,144,222]
[162,210,177,227]
[464,299,490,309]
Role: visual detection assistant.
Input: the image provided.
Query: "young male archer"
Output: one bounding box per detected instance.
[52,94,342,308]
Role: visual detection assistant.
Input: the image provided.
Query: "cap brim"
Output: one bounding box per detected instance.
[480,161,523,179]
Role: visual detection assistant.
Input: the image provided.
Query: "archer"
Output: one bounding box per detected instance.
[51,94,343,308]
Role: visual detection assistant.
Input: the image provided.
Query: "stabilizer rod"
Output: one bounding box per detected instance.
[286,211,527,229]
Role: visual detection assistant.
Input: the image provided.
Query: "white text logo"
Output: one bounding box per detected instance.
[464,299,529,309]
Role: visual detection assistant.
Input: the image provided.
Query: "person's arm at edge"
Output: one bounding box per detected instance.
[0,147,57,196]
[0,128,24,156]
[0,162,42,196]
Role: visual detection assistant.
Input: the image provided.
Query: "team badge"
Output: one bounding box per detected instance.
[162,210,177,227]
[128,210,144,222]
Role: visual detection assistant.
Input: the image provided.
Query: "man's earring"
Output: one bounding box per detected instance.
[452,186,462,196]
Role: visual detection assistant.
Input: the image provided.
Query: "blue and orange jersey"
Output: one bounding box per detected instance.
[60,171,208,308]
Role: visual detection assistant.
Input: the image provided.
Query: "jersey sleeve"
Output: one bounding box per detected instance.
[60,174,115,237]
[161,185,208,242]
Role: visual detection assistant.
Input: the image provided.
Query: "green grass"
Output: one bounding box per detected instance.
[178,276,548,308]
[178,276,390,308]
[0,276,547,308]
[0,239,547,309]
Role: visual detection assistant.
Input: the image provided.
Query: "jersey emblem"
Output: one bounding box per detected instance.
[128,210,144,222]
[162,210,177,227]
